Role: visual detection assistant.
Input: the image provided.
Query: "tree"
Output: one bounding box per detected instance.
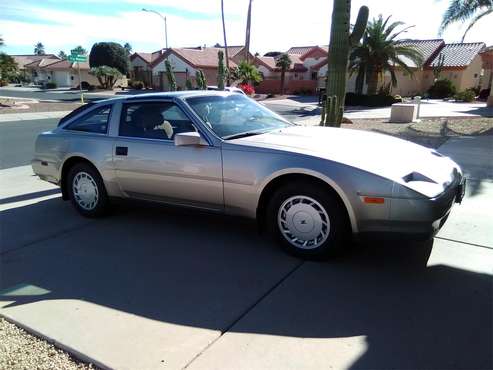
[0,53,18,81]
[232,61,262,84]
[89,66,122,89]
[165,59,176,91]
[72,46,87,55]
[221,0,230,84]
[124,43,132,56]
[275,53,291,95]
[322,0,368,127]
[348,15,423,96]
[217,50,227,90]
[34,42,45,55]
[58,50,67,59]
[195,70,207,90]
[432,53,445,81]
[89,42,129,75]
[264,51,282,57]
[439,0,492,42]
[0,36,4,47]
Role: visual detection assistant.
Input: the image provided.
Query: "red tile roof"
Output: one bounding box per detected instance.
[131,50,167,64]
[255,54,307,72]
[395,39,445,67]
[152,47,238,69]
[41,59,90,70]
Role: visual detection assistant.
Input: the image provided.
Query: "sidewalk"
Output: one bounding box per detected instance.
[0,111,70,122]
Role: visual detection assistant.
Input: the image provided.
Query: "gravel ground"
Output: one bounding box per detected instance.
[0,318,99,370]
[0,102,83,114]
[343,117,493,148]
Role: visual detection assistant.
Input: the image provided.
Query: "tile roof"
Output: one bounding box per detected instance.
[286,46,317,55]
[41,60,90,70]
[225,45,245,57]
[131,50,167,64]
[255,54,307,72]
[395,39,445,67]
[153,47,238,69]
[429,42,486,68]
[12,54,60,69]
[24,58,62,68]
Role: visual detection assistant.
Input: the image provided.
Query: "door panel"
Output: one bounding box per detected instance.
[113,101,223,210]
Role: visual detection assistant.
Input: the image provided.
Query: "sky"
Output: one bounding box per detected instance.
[1,0,492,56]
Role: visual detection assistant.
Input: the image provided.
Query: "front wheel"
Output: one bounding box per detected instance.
[67,163,108,217]
[266,182,348,259]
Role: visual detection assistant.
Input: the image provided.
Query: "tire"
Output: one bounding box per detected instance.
[266,182,349,259]
[67,162,109,217]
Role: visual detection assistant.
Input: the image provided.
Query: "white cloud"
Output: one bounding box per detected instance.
[2,0,492,56]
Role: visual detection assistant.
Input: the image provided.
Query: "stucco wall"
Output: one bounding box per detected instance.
[458,55,483,91]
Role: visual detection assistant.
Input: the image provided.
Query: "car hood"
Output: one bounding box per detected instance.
[233,126,461,197]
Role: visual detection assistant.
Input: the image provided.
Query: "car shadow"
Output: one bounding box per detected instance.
[1,197,491,369]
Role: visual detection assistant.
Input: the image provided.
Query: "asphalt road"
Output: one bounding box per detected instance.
[0,118,58,169]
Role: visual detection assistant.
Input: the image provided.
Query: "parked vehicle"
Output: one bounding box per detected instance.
[207,85,246,95]
[32,92,465,259]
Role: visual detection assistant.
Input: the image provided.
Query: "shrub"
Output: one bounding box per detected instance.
[87,84,96,91]
[344,93,400,107]
[0,79,8,87]
[478,88,491,101]
[428,78,456,99]
[89,65,123,89]
[132,80,144,90]
[45,82,57,89]
[454,89,476,102]
[239,83,255,95]
[79,81,91,90]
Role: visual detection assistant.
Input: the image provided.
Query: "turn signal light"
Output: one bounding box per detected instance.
[363,197,385,204]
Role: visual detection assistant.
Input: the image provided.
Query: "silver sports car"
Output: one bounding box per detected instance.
[32,91,465,258]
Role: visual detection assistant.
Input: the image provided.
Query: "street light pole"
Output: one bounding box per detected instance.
[142,8,168,49]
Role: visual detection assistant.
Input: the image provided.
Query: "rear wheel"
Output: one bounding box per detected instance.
[67,163,108,217]
[266,182,348,259]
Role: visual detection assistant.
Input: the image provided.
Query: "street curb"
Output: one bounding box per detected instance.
[0,313,112,370]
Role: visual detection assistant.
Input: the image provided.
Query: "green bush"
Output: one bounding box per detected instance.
[454,89,476,102]
[428,78,456,99]
[344,92,401,107]
[45,82,57,89]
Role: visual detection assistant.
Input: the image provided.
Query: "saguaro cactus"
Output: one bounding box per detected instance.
[321,1,369,127]
[165,59,176,91]
[217,50,226,90]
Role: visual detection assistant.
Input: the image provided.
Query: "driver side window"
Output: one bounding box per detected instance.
[119,102,197,140]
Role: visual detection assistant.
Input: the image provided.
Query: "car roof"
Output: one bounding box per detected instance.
[93,90,241,105]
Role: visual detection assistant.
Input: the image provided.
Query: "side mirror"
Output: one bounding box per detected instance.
[174,132,208,146]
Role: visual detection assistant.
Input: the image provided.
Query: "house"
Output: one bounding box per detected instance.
[130,46,242,90]
[382,40,485,96]
[311,40,486,96]
[25,59,126,88]
[254,46,328,94]
[11,54,60,82]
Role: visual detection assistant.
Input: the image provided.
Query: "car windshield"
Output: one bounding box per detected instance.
[186,94,292,139]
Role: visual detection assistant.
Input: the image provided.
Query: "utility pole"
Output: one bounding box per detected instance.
[244,0,252,63]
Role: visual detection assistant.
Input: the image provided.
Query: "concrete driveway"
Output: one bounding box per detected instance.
[0,136,492,369]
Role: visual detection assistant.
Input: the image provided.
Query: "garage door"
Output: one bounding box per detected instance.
[53,71,70,87]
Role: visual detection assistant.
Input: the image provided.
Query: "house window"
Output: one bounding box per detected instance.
[311,72,318,80]
[474,73,478,78]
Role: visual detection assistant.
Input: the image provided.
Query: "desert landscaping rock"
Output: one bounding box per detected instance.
[0,318,98,370]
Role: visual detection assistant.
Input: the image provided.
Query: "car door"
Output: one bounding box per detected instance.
[113,100,224,211]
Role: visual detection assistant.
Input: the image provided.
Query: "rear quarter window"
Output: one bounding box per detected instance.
[64,105,112,134]
[58,103,95,126]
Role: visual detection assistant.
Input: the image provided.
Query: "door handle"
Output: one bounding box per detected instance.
[115,146,128,156]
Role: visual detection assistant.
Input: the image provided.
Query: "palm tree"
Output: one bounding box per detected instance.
[232,61,262,84]
[58,50,67,59]
[34,42,45,55]
[72,45,87,55]
[275,54,292,95]
[221,0,230,85]
[124,43,132,56]
[440,0,492,42]
[349,15,423,95]
[0,36,4,47]
[244,0,252,62]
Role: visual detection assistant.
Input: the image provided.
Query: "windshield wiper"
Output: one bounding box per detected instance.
[224,131,266,140]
